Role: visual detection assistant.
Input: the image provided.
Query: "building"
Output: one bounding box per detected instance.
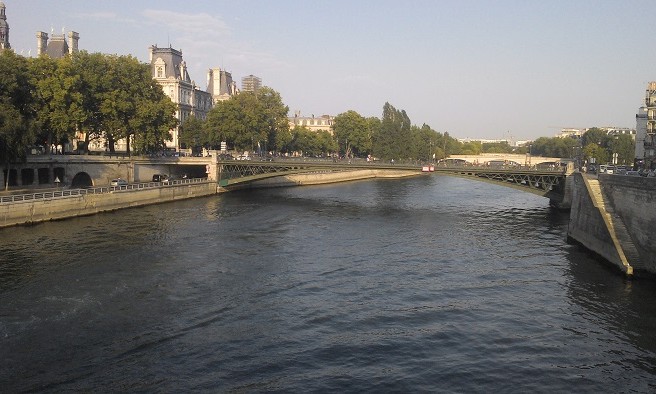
[636,82,656,168]
[241,74,262,93]
[36,30,79,58]
[288,113,334,134]
[0,2,10,50]
[207,67,238,102]
[555,128,585,139]
[150,45,212,149]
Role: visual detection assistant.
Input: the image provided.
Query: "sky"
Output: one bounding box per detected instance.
[3,0,655,141]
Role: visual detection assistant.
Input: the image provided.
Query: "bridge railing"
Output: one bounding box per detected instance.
[431,163,568,173]
[0,177,210,204]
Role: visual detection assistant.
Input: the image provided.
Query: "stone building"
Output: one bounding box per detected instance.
[636,81,656,168]
[207,67,238,102]
[289,113,334,135]
[241,74,262,93]
[0,2,10,50]
[36,30,79,58]
[150,45,212,149]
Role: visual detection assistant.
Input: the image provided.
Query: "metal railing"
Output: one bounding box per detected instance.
[0,177,210,204]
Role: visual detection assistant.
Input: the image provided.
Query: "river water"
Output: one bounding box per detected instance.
[1,175,656,392]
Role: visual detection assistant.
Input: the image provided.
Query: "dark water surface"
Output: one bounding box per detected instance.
[2,175,656,392]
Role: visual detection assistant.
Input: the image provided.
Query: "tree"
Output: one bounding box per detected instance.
[29,55,84,153]
[0,50,36,189]
[130,83,178,154]
[583,142,608,165]
[372,102,411,160]
[71,51,113,153]
[179,115,206,153]
[207,88,289,154]
[256,87,289,154]
[531,136,577,158]
[206,92,267,152]
[333,110,371,157]
[581,127,606,148]
[608,134,635,165]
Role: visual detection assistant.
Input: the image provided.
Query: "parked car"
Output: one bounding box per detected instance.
[110,178,128,186]
[152,174,168,182]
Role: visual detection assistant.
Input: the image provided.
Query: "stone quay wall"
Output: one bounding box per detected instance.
[598,174,656,272]
[567,173,656,275]
[0,182,218,228]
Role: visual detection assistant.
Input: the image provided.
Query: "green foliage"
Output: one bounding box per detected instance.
[583,142,608,165]
[256,87,289,152]
[179,115,207,151]
[333,110,371,157]
[460,141,482,155]
[482,141,513,154]
[531,136,578,158]
[372,102,412,160]
[287,126,335,156]
[206,92,267,152]
[0,50,36,169]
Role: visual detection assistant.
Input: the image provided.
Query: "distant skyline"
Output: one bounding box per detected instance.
[4,0,655,141]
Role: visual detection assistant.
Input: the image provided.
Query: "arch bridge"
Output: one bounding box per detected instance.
[218,160,572,206]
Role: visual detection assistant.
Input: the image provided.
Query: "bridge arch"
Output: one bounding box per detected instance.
[71,172,93,188]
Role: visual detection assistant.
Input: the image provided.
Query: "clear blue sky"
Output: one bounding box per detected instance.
[5,0,655,141]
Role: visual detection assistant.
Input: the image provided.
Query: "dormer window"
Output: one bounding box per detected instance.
[154,58,166,78]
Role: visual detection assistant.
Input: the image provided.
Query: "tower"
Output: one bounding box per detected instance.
[0,2,10,50]
[241,74,262,93]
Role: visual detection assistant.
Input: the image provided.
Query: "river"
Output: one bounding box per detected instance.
[1,175,656,392]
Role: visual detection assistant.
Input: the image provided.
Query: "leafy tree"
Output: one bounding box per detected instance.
[71,51,113,153]
[482,141,513,153]
[408,124,440,161]
[206,92,267,152]
[0,50,36,189]
[100,55,162,154]
[179,115,206,152]
[583,142,608,165]
[372,102,411,160]
[256,87,289,154]
[608,134,635,165]
[29,55,85,152]
[207,88,290,154]
[531,136,578,158]
[130,83,177,154]
[581,127,606,147]
[333,110,371,157]
[460,141,483,155]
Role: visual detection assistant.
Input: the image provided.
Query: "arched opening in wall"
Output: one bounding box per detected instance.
[2,169,17,187]
[53,167,65,186]
[71,172,93,188]
[21,168,35,186]
[37,168,50,184]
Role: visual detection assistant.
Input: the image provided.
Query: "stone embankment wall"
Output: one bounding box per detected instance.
[0,182,217,228]
[598,175,656,272]
[244,169,420,188]
[567,173,656,275]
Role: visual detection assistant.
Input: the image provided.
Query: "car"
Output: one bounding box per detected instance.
[110,178,128,186]
[152,174,168,182]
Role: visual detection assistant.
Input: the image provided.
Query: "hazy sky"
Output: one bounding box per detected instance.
[4,0,654,141]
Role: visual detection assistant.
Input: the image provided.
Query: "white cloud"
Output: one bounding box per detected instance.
[142,9,231,40]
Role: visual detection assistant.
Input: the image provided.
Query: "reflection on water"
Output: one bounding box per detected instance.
[1,176,656,392]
